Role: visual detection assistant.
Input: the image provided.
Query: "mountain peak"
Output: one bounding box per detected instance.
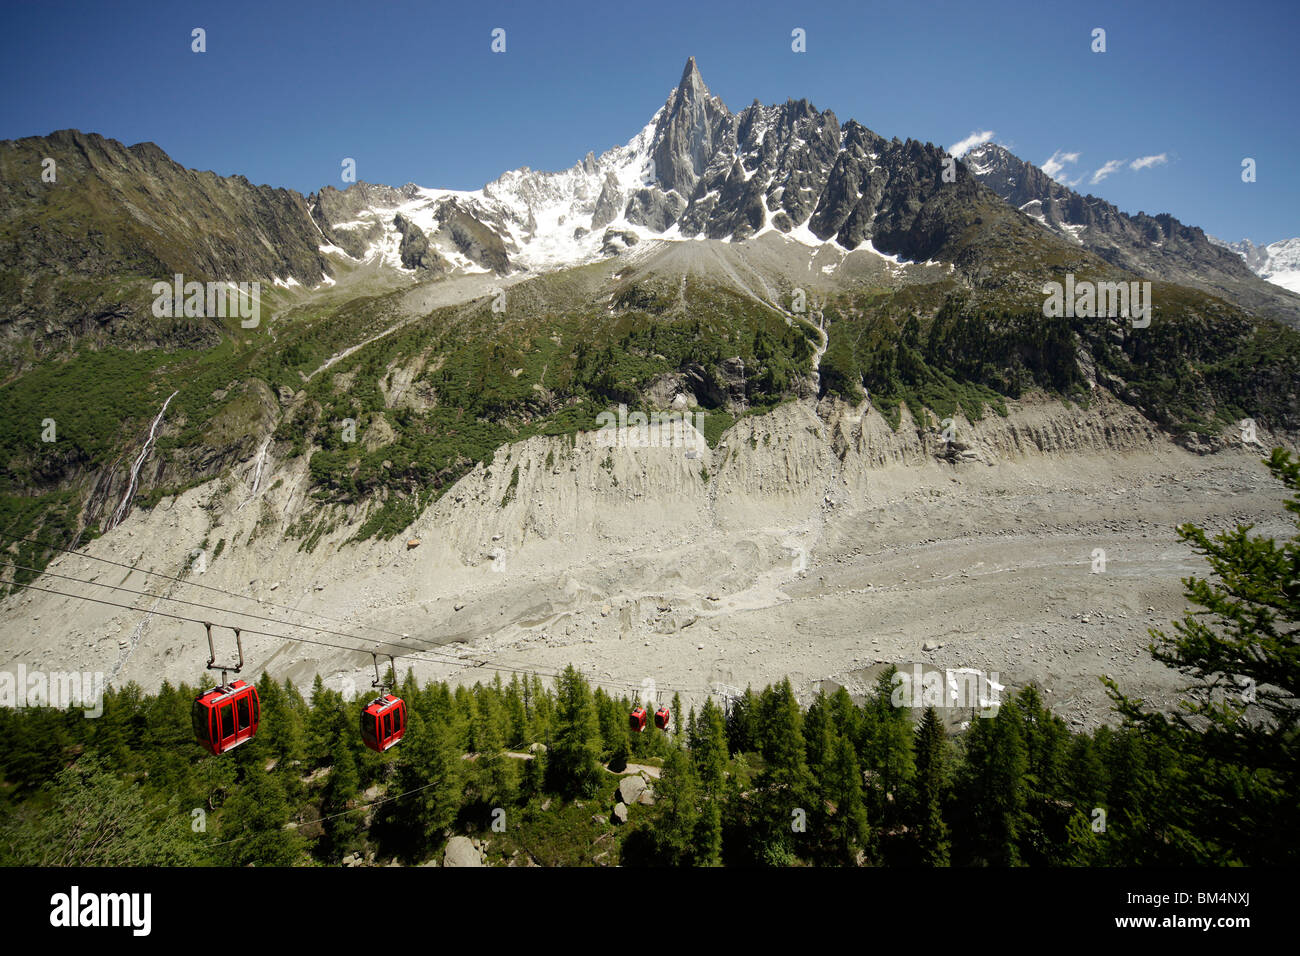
[651,58,730,195]
[671,55,714,106]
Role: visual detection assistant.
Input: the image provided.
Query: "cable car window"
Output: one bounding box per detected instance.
[192,703,207,742]
[383,711,393,740]
[236,694,251,731]
[219,703,234,741]
[251,692,259,726]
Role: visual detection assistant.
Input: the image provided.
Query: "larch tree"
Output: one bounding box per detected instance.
[1107,447,1300,864]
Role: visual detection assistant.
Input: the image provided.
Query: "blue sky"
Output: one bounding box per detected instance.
[1,0,1296,243]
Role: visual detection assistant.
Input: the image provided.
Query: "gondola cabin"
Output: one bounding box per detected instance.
[192,680,260,755]
[361,694,407,752]
[654,706,670,731]
[629,706,648,733]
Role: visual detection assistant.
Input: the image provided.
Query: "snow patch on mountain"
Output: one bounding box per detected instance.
[324,110,674,277]
[1210,236,1300,295]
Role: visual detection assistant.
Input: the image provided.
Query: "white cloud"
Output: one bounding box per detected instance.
[948,130,996,158]
[1130,153,1168,171]
[1041,150,1081,180]
[1090,160,1127,184]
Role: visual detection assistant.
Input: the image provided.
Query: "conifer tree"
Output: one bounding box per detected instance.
[859,667,915,830]
[306,674,342,767]
[692,697,729,798]
[388,691,463,856]
[828,685,861,745]
[273,678,308,768]
[322,727,361,859]
[959,700,1027,865]
[529,674,554,741]
[473,691,514,808]
[521,741,546,800]
[822,734,870,865]
[694,800,724,867]
[910,706,950,866]
[754,679,813,863]
[546,666,603,798]
[1064,733,1107,814]
[141,680,193,797]
[1015,685,1072,864]
[220,763,304,866]
[1107,448,1300,864]
[504,674,528,748]
[727,685,758,754]
[654,748,700,864]
[803,691,835,785]
[93,682,141,774]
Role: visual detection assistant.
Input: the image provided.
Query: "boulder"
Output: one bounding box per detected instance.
[618,775,647,805]
[443,836,482,867]
[600,228,641,257]
[612,803,629,825]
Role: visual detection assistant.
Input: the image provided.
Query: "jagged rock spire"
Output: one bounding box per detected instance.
[649,57,732,196]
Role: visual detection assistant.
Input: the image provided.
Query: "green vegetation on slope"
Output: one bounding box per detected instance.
[5,450,1298,866]
[818,283,1300,434]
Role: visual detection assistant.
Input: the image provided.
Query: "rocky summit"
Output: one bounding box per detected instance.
[964,142,1300,327]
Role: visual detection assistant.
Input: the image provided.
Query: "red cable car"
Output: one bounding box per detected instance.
[630,706,648,733]
[361,652,406,752]
[193,623,260,755]
[362,693,407,752]
[193,679,260,755]
[654,706,670,731]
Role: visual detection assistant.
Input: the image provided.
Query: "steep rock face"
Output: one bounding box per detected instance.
[590,172,623,230]
[393,214,450,274]
[964,143,1300,327]
[312,182,417,257]
[0,129,340,353]
[649,57,732,198]
[0,130,333,286]
[434,199,511,274]
[624,187,686,232]
[676,98,845,241]
[641,67,1046,268]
